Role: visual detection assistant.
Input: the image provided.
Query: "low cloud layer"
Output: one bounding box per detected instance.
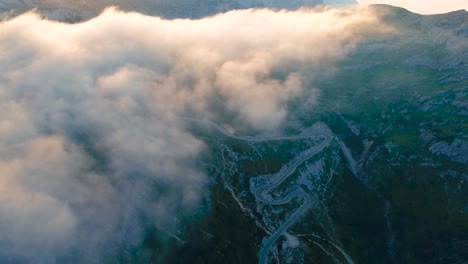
[0,7,388,262]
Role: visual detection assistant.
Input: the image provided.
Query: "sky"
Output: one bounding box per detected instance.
[357,0,468,14]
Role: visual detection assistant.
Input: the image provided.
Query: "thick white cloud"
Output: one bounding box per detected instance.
[0,7,388,261]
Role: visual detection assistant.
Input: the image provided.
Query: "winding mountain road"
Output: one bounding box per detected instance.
[193,118,333,264]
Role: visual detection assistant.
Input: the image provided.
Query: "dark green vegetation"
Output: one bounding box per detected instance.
[148,180,266,263]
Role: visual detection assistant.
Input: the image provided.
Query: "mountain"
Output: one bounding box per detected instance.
[159,6,467,264]
[0,0,326,21]
[323,0,357,5]
[235,0,323,9]
[0,3,466,264]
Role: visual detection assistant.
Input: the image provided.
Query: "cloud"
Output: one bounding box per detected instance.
[0,6,388,262]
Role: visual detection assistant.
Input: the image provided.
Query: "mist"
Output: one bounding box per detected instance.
[0,6,388,262]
